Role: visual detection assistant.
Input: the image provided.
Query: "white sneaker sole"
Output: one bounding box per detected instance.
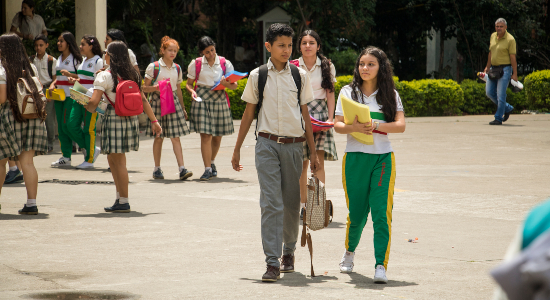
[340,268,353,274]
[76,165,94,169]
[373,276,388,284]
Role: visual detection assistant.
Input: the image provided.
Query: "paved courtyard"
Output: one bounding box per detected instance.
[1,114,549,299]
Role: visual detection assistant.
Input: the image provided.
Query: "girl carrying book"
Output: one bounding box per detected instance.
[185,36,237,181]
[49,31,82,167]
[0,33,48,214]
[143,36,192,180]
[85,41,161,213]
[295,30,338,219]
[334,46,406,284]
[67,34,103,169]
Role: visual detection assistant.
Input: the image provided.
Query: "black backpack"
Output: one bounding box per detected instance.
[30,54,54,80]
[255,63,303,138]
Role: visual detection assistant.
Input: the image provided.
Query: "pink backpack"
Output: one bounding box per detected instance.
[104,71,143,116]
[289,59,300,67]
[194,57,230,107]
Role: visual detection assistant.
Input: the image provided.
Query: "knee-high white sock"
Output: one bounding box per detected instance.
[26,199,36,207]
[118,197,128,204]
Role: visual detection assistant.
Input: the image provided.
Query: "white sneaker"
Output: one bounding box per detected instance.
[374,265,388,283]
[51,157,71,167]
[92,146,101,163]
[76,161,94,169]
[81,148,87,158]
[339,251,355,273]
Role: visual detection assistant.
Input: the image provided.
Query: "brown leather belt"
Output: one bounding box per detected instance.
[258,132,305,144]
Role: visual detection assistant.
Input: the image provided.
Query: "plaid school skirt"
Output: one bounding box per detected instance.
[303,99,338,161]
[101,105,140,154]
[0,103,47,161]
[146,92,190,138]
[190,87,234,136]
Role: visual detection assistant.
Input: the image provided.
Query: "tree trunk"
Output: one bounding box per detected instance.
[438,29,445,78]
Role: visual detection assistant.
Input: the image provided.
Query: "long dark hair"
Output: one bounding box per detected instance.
[350,46,397,122]
[106,41,141,93]
[0,33,45,122]
[18,0,35,27]
[82,34,102,57]
[107,29,128,46]
[60,31,82,65]
[197,36,215,53]
[297,30,334,93]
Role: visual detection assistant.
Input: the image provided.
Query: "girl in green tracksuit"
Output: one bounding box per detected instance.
[333,46,406,284]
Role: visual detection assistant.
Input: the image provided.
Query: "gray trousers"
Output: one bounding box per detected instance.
[255,136,303,267]
[43,87,56,148]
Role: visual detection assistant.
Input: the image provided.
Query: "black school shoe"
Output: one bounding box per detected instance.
[104,200,130,213]
[211,163,217,177]
[18,204,38,215]
[489,120,502,125]
[179,168,193,180]
[200,169,213,181]
[503,110,512,122]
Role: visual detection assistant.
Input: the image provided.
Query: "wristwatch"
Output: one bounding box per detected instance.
[374,122,380,130]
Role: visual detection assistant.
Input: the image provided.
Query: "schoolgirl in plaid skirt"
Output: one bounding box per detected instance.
[0,33,48,215]
[143,36,193,181]
[85,41,161,213]
[296,30,338,215]
[185,36,237,181]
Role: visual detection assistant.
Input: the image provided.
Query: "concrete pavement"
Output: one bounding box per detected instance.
[1,114,549,299]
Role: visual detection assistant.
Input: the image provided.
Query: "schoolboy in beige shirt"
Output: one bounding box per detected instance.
[231,23,319,282]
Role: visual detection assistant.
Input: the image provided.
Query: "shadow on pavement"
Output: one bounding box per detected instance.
[327,221,346,229]
[346,272,418,290]
[147,178,249,184]
[74,212,164,218]
[0,213,50,220]
[240,272,338,287]
[60,168,141,173]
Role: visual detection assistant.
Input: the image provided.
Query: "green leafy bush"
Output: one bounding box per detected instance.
[334,75,353,98]
[524,70,550,109]
[396,79,464,117]
[330,49,358,76]
[460,79,494,115]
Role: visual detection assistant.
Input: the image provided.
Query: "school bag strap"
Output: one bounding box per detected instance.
[193,57,231,107]
[47,55,54,80]
[152,61,181,84]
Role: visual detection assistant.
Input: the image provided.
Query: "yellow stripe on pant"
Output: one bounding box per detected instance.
[342,152,395,269]
[86,112,98,163]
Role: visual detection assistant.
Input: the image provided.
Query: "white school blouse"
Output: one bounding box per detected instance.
[187,54,234,87]
[145,58,183,92]
[93,69,117,103]
[32,54,57,86]
[298,56,337,100]
[335,85,404,154]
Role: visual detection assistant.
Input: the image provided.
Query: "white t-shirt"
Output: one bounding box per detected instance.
[187,55,235,87]
[56,54,81,95]
[93,69,117,104]
[335,85,404,154]
[32,54,57,86]
[298,56,337,100]
[77,55,104,89]
[145,58,183,91]
[11,13,46,39]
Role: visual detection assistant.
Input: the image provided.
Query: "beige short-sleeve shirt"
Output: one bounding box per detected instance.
[32,54,57,86]
[11,14,46,39]
[93,69,116,103]
[298,56,336,100]
[187,54,235,87]
[145,58,183,91]
[241,59,315,138]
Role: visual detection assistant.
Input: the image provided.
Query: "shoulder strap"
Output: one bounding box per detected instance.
[47,55,53,79]
[193,58,202,91]
[152,61,160,83]
[289,63,301,105]
[176,64,181,77]
[219,56,226,74]
[30,55,36,61]
[255,64,269,140]
[103,70,115,106]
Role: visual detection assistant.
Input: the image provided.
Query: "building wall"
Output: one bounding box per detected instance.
[426,28,458,80]
[4,0,21,33]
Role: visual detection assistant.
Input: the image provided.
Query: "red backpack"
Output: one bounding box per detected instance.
[104,71,143,116]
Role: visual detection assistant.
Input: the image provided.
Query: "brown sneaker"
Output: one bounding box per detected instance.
[281,254,295,273]
[262,265,280,282]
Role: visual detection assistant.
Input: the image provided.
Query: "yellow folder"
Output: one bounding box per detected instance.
[45,89,66,101]
[341,94,373,145]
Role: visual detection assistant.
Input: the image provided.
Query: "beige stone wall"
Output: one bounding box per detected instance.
[5,0,22,33]
[75,0,107,43]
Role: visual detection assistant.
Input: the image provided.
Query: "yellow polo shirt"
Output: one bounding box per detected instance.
[490,31,516,66]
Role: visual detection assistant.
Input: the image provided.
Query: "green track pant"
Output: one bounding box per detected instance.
[54,97,75,158]
[68,101,99,163]
[342,152,395,269]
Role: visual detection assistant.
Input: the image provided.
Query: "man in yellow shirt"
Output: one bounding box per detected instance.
[484,18,517,125]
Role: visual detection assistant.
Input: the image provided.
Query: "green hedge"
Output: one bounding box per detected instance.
[525,70,550,110]
[180,72,546,119]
